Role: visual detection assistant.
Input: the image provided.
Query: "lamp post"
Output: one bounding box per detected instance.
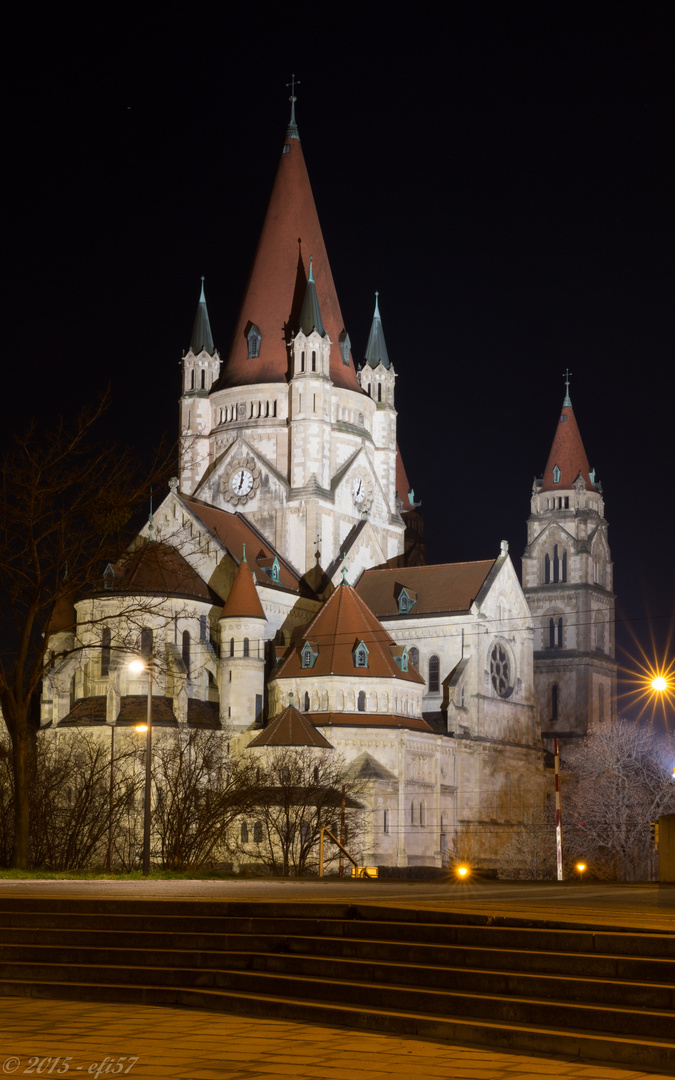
[129,656,153,875]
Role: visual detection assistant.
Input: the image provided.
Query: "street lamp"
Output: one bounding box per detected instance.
[129,656,153,875]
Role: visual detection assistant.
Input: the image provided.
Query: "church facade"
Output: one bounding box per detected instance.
[41,102,615,870]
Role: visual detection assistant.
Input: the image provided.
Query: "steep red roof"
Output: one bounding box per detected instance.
[542,401,598,492]
[357,561,496,617]
[184,501,302,591]
[396,443,413,504]
[105,541,216,602]
[276,581,424,683]
[220,557,266,621]
[247,704,333,748]
[215,132,362,393]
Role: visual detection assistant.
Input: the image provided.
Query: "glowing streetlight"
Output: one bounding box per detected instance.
[129,655,153,875]
[456,864,470,880]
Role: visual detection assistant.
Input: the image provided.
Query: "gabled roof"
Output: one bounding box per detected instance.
[247,704,333,748]
[542,398,599,492]
[184,500,303,592]
[104,541,217,603]
[356,560,497,617]
[344,751,398,781]
[220,557,266,621]
[312,712,433,733]
[214,125,362,393]
[275,581,425,683]
[189,278,215,355]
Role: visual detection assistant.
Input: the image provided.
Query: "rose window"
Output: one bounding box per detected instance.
[490,644,511,698]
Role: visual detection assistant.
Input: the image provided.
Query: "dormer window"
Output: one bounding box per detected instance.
[301,641,318,669]
[353,640,369,669]
[339,331,351,366]
[394,646,409,672]
[394,584,416,614]
[247,324,262,359]
[552,465,561,483]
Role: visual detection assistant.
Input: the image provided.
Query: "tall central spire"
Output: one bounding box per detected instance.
[215,99,361,394]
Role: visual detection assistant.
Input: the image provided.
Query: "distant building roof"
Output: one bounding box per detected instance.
[356,560,497,617]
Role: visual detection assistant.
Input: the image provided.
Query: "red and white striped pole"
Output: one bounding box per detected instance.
[554,737,564,881]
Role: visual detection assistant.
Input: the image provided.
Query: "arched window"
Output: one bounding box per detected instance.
[410,800,418,825]
[240,821,249,844]
[182,630,190,675]
[243,637,249,657]
[199,615,208,642]
[551,683,559,722]
[561,549,567,582]
[357,691,366,711]
[409,646,420,670]
[311,351,316,371]
[300,350,305,371]
[247,325,261,359]
[253,821,263,843]
[229,637,235,657]
[200,369,206,389]
[383,809,390,834]
[429,654,440,694]
[190,369,195,389]
[281,765,291,783]
[377,383,382,402]
[420,800,427,827]
[101,628,111,677]
[304,691,310,712]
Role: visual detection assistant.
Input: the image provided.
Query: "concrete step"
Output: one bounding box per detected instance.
[0,975,672,1073]
[1,925,672,984]
[0,957,672,1039]
[0,941,672,1010]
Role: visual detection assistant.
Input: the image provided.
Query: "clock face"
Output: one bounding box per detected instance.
[352,477,365,503]
[232,469,253,496]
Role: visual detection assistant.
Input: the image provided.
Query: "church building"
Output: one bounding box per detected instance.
[41,98,614,870]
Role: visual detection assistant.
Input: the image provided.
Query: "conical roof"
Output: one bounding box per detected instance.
[190,278,215,355]
[247,704,333,748]
[276,580,424,682]
[220,556,266,621]
[364,292,390,368]
[542,397,599,492]
[215,125,361,392]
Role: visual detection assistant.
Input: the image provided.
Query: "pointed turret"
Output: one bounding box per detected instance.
[220,554,266,622]
[542,382,599,493]
[364,292,390,369]
[190,277,215,355]
[215,103,360,392]
[298,257,325,336]
[219,554,266,730]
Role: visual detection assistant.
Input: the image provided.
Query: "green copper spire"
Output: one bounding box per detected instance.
[563,367,572,406]
[285,74,300,140]
[364,291,391,368]
[299,256,325,336]
[190,276,215,355]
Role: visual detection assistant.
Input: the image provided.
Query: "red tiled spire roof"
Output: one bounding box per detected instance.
[216,130,362,393]
[276,581,424,683]
[247,704,333,748]
[542,399,598,492]
[220,556,266,621]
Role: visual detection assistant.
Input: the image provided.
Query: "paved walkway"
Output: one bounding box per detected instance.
[0,996,671,1080]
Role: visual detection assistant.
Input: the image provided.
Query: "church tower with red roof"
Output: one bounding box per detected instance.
[522,377,617,738]
[177,94,407,583]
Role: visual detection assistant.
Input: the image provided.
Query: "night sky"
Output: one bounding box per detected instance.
[6,5,673,722]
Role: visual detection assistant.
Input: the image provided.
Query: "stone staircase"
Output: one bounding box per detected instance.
[0,897,673,1072]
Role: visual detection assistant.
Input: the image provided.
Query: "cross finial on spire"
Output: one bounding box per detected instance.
[242,543,247,563]
[563,368,572,407]
[341,553,348,584]
[286,74,300,140]
[374,290,380,319]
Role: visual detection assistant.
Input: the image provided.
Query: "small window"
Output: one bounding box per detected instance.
[253,821,263,843]
[551,683,559,722]
[201,369,206,389]
[339,331,351,365]
[353,641,369,668]
[247,324,262,359]
[311,351,316,371]
[190,369,195,389]
[383,809,390,834]
[229,637,235,657]
[377,383,382,402]
[420,800,427,827]
[101,628,111,677]
[199,615,208,642]
[301,641,318,669]
[428,654,440,694]
[243,637,249,657]
[357,691,366,711]
[552,465,561,483]
[304,691,310,712]
[182,630,190,674]
[409,646,420,670]
[240,821,249,844]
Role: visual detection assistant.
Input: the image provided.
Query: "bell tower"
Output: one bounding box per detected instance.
[522,375,617,737]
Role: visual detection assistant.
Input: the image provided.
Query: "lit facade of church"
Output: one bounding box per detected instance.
[41,102,616,869]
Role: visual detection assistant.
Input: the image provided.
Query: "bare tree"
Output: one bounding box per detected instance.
[237,748,366,877]
[0,395,173,867]
[497,808,556,880]
[151,730,260,871]
[563,720,675,880]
